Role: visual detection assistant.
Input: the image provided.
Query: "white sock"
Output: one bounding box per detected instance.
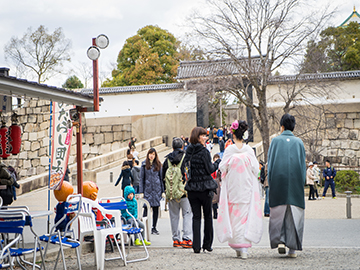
[240,248,248,254]
[288,249,296,254]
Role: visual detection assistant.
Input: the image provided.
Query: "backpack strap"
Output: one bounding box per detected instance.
[177,154,186,168]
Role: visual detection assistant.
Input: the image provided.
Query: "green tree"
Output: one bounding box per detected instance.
[302,22,360,72]
[62,75,84,89]
[103,25,179,87]
[4,25,71,83]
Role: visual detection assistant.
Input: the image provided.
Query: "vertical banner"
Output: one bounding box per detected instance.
[50,102,75,190]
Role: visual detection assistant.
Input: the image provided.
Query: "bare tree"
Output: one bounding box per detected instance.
[188,0,333,161]
[4,25,71,83]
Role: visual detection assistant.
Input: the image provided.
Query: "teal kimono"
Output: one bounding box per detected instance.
[267,130,306,209]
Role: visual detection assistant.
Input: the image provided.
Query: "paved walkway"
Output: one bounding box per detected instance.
[12,143,360,269]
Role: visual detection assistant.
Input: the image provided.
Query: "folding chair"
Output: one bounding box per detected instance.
[39,194,82,270]
[0,210,44,270]
[79,197,126,270]
[99,197,149,264]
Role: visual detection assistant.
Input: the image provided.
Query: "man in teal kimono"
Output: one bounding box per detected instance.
[267,114,306,258]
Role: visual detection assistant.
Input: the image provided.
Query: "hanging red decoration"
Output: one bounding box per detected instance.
[9,124,21,155]
[8,113,21,155]
[0,125,10,159]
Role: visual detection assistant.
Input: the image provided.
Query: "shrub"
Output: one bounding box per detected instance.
[335,170,360,194]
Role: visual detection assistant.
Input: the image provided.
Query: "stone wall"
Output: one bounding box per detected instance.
[6,98,132,179]
[321,112,360,166]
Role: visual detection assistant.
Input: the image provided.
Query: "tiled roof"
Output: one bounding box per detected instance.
[268,70,360,84]
[81,83,184,95]
[176,57,262,79]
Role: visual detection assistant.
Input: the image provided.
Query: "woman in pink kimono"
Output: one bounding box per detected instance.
[216,120,263,259]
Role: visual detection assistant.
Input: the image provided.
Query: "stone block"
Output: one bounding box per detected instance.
[345,150,356,158]
[335,120,344,128]
[328,149,337,157]
[338,149,344,157]
[83,134,94,145]
[349,130,359,140]
[340,140,350,149]
[82,144,90,154]
[336,113,346,119]
[344,119,354,129]
[342,156,349,165]
[39,147,48,156]
[354,119,360,129]
[326,113,335,118]
[23,141,31,151]
[26,108,33,114]
[41,106,50,113]
[90,145,99,154]
[68,155,76,165]
[40,156,49,166]
[34,107,41,114]
[38,100,46,106]
[111,141,120,151]
[113,125,123,132]
[350,141,360,150]
[349,158,357,166]
[23,101,30,107]
[28,151,38,159]
[319,148,327,156]
[31,142,40,151]
[31,159,40,167]
[22,133,28,141]
[28,115,37,123]
[101,126,112,132]
[326,118,335,128]
[29,132,38,141]
[104,133,113,144]
[43,114,50,121]
[20,170,27,177]
[347,113,357,119]
[37,166,46,174]
[94,134,104,145]
[37,130,47,139]
[40,121,50,130]
[99,144,111,154]
[37,115,43,122]
[19,116,28,124]
[330,140,341,148]
[23,160,31,168]
[30,100,37,107]
[338,129,349,139]
[123,124,132,132]
[41,138,48,148]
[113,132,123,141]
[86,126,97,133]
[357,151,360,158]
[17,108,26,115]
[27,167,36,176]
[24,123,36,133]
[19,151,27,159]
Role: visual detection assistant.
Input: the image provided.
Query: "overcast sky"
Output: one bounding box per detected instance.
[0,0,355,87]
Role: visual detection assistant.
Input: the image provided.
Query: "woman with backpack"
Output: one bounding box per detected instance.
[139,148,163,235]
[185,127,220,253]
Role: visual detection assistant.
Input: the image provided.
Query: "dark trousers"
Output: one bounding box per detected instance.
[309,185,315,199]
[143,206,159,229]
[188,191,214,251]
[212,203,218,219]
[322,179,336,197]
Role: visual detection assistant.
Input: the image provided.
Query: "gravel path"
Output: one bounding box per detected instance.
[45,247,360,270]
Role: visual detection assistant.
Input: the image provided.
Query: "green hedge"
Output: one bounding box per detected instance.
[335,170,360,194]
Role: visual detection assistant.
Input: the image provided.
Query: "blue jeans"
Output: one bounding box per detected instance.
[322,179,336,197]
[264,186,270,215]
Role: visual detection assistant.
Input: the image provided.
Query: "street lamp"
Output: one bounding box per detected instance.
[86,34,109,111]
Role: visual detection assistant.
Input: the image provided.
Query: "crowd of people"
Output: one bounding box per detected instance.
[113,113,341,258]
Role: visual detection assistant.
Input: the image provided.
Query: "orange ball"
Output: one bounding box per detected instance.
[54,181,74,202]
[83,181,98,201]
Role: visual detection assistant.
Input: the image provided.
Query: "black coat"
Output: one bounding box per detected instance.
[162,149,186,184]
[184,143,219,192]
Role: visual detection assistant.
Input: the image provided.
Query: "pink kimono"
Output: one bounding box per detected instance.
[216,144,263,249]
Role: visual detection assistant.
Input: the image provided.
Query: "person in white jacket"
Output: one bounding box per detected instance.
[306,162,317,200]
[216,120,262,259]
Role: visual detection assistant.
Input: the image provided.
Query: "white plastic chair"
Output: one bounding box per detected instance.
[79,197,126,269]
[39,194,82,270]
[136,198,151,242]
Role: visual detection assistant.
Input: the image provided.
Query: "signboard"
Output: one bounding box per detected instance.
[50,102,74,190]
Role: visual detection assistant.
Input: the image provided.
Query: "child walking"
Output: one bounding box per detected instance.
[122,186,151,246]
[216,120,263,259]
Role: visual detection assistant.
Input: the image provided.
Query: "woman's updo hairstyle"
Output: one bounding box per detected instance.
[233,120,248,141]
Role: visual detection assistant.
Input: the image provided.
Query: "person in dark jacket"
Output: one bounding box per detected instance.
[115,158,134,197]
[131,160,141,194]
[322,160,337,199]
[162,137,193,248]
[0,163,17,206]
[139,148,163,235]
[185,127,220,253]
